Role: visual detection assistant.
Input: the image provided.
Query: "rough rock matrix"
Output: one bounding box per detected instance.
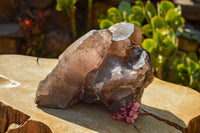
[35,22,154,112]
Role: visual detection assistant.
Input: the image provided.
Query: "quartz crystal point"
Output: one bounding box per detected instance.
[35,29,112,108]
[35,22,154,112]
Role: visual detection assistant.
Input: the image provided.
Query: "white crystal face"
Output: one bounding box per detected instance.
[111,66,122,79]
[109,22,134,41]
[95,82,104,89]
[132,51,147,69]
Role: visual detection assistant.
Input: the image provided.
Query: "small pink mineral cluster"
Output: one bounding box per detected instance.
[111,102,140,124]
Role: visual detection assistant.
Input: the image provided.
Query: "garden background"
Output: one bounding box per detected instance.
[0,0,199,92]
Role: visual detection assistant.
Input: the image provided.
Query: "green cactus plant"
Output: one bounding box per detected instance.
[141,0,183,79]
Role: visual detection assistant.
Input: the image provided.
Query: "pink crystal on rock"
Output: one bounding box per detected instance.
[35,22,154,112]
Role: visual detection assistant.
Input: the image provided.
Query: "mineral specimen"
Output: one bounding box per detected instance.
[35,22,154,112]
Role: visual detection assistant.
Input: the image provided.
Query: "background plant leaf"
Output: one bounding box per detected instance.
[142,38,155,53]
[107,12,122,23]
[107,7,121,16]
[100,19,114,29]
[135,0,144,8]
[188,52,198,62]
[160,0,174,15]
[118,1,132,20]
[130,6,144,23]
[151,16,163,30]
[129,21,142,28]
[142,24,152,37]
[145,1,156,20]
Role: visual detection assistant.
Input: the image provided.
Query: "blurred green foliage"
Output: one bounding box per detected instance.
[173,53,200,92]
[99,0,185,79]
[56,0,78,39]
[99,1,144,28]
[56,0,78,17]
[56,0,94,39]
[26,34,46,56]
